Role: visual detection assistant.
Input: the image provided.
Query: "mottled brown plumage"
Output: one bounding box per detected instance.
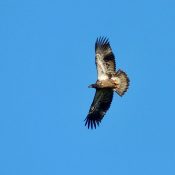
[85,37,129,129]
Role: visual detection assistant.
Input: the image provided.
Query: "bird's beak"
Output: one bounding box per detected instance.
[88,85,93,88]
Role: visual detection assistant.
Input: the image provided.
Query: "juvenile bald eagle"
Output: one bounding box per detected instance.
[85,37,129,129]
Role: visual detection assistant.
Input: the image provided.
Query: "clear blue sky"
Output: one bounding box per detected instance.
[0,0,175,174]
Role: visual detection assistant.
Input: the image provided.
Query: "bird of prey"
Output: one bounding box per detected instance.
[85,37,129,129]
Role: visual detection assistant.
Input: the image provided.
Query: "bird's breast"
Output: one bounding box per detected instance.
[97,79,116,88]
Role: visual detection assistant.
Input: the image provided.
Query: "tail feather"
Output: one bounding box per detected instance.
[113,70,129,96]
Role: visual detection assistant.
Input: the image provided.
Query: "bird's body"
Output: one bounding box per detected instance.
[90,79,116,89]
[85,37,129,129]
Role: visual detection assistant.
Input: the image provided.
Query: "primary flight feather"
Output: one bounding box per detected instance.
[85,37,130,129]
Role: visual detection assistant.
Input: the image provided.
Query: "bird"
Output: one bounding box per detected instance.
[84,37,129,129]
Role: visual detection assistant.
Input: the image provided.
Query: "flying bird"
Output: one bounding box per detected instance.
[85,37,129,129]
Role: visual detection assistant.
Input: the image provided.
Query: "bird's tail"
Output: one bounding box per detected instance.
[113,70,129,96]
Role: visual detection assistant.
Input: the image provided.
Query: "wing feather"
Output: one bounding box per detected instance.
[95,37,116,80]
[85,89,113,129]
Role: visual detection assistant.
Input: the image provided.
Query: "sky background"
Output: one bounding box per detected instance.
[0,0,175,174]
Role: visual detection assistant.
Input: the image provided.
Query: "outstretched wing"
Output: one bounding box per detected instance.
[85,89,113,129]
[95,37,116,81]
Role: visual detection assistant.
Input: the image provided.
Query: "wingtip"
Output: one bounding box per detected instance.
[96,36,109,43]
[84,116,101,129]
[95,36,110,50]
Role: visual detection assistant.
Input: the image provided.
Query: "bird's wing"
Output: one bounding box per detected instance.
[85,89,113,129]
[95,37,116,81]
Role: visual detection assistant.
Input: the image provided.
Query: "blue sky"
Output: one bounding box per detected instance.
[0,0,175,174]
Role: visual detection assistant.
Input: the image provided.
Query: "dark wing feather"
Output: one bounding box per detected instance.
[95,37,116,80]
[85,89,113,129]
